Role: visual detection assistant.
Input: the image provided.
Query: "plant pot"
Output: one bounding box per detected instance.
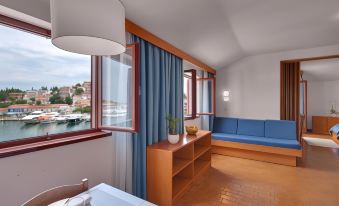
[168,134,180,144]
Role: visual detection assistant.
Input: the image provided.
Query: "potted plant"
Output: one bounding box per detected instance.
[166,115,180,144]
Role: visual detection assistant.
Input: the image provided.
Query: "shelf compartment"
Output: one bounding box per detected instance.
[194,149,211,176]
[172,163,193,199]
[173,158,192,177]
[194,145,210,159]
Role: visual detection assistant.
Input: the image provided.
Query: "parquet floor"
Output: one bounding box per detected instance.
[176,144,339,206]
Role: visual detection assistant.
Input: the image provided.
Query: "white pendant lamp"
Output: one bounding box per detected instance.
[50,0,126,55]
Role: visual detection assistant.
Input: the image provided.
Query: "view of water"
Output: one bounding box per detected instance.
[0,121,91,142]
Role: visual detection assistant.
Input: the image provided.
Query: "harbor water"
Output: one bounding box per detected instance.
[0,120,91,142]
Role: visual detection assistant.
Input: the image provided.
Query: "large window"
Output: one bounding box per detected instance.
[0,18,93,144]
[99,44,139,132]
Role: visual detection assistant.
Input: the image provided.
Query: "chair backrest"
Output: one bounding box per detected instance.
[21,179,88,206]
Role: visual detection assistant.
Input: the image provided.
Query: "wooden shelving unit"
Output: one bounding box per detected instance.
[147,131,211,206]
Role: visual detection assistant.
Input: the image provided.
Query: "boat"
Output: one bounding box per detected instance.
[55,116,68,124]
[22,111,45,124]
[67,114,83,123]
[38,112,58,124]
[38,116,56,124]
[22,115,40,124]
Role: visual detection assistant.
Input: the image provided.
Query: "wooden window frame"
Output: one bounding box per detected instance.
[97,43,140,133]
[184,69,197,120]
[0,15,112,158]
[197,77,216,116]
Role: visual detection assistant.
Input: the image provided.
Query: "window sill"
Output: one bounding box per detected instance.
[0,131,112,158]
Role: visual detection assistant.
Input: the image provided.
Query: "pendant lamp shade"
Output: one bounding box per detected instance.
[50,0,126,55]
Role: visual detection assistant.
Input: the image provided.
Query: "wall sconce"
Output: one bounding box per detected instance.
[223,90,230,102]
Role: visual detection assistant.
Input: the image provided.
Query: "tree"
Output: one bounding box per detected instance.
[36,100,42,105]
[65,96,73,105]
[75,88,84,95]
[15,99,27,104]
[75,83,82,87]
[51,86,59,94]
[30,97,35,102]
[41,86,48,90]
[49,94,65,104]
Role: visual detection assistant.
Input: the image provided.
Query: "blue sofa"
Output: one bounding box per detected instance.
[212,117,302,166]
[212,117,301,149]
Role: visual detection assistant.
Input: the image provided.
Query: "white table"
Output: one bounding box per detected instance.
[80,183,156,206]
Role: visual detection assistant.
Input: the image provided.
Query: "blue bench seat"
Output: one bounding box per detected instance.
[212,133,301,149]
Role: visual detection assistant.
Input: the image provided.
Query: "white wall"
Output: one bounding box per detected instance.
[305,78,339,129]
[216,44,339,120]
[0,137,114,206]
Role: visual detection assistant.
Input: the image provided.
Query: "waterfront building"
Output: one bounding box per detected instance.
[7,104,70,114]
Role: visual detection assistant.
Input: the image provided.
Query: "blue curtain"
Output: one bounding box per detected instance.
[131,35,184,199]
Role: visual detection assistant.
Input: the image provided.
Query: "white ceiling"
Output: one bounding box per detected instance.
[302,58,339,81]
[0,0,339,70]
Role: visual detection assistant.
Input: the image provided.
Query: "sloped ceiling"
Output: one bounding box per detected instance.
[0,0,339,70]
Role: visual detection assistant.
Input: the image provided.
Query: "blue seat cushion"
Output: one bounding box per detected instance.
[213,117,238,134]
[237,119,265,137]
[265,120,296,140]
[212,133,301,149]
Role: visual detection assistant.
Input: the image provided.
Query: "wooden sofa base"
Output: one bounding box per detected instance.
[212,140,302,167]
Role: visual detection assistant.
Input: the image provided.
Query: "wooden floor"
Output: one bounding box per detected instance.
[176,144,339,206]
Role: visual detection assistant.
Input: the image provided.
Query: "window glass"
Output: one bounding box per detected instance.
[101,45,138,131]
[0,24,91,143]
[197,78,215,115]
[184,73,193,118]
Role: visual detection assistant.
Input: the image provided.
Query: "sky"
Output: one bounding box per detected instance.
[0,24,91,91]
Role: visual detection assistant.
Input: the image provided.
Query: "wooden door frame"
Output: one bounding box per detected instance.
[281,54,339,136]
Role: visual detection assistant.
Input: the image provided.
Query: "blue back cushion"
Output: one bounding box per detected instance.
[237,119,265,137]
[265,120,296,140]
[213,117,238,134]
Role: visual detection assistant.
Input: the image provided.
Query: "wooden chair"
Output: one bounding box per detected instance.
[21,179,88,206]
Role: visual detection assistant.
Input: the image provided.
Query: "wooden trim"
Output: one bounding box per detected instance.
[0,131,112,158]
[282,54,339,63]
[0,14,50,37]
[125,19,216,74]
[0,14,104,155]
[211,140,302,157]
[212,146,297,166]
[184,70,197,119]
[0,129,100,149]
[98,44,140,133]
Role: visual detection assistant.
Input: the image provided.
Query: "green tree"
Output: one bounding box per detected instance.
[15,99,27,104]
[36,100,42,105]
[41,86,48,90]
[50,86,59,94]
[75,83,82,87]
[30,97,35,102]
[65,96,73,105]
[49,94,65,104]
[75,88,84,95]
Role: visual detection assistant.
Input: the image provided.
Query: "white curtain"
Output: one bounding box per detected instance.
[111,132,133,193]
[109,32,135,193]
